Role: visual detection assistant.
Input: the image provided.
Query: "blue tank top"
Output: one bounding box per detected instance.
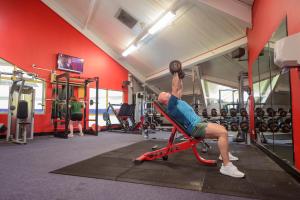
[167,95,201,134]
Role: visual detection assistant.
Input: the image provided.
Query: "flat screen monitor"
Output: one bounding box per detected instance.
[57,53,84,73]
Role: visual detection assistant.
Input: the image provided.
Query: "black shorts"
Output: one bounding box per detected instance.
[71,113,83,121]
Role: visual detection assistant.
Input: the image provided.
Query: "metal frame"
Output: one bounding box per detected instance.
[83,77,99,135]
[53,73,99,138]
[135,101,217,165]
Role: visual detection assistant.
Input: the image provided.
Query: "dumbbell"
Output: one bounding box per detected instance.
[240,121,249,132]
[169,60,185,79]
[220,109,227,117]
[259,121,268,132]
[267,118,279,132]
[202,109,208,118]
[267,107,276,117]
[230,108,237,117]
[211,108,218,117]
[255,107,265,117]
[240,108,248,117]
[230,122,238,131]
[280,123,291,133]
[278,109,287,117]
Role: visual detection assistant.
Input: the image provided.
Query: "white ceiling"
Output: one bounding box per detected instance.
[43,0,253,93]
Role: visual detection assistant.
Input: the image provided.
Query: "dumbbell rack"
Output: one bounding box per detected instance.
[255,107,292,144]
[201,107,249,143]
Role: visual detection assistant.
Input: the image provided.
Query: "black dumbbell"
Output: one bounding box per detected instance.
[211,108,218,117]
[169,60,185,79]
[220,109,227,117]
[255,107,265,117]
[230,108,237,117]
[267,107,276,117]
[259,121,268,132]
[202,109,208,118]
[240,121,249,132]
[240,108,248,117]
[230,122,238,131]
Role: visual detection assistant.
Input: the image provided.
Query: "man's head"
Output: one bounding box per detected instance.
[158,92,171,105]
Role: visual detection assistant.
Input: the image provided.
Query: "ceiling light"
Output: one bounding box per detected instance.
[122,44,139,57]
[148,11,176,35]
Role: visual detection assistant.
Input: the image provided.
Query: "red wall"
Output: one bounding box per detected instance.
[247,0,300,169]
[0,0,128,133]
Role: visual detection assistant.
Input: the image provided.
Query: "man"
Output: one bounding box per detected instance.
[68,96,84,138]
[158,68,245,178]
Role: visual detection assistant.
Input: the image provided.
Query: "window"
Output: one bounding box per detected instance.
[89,88,107,126]
[0,59,46,114]
[88,89,123,127]
[107,90,123,124]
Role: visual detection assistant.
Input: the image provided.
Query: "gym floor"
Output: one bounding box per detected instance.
[0,133,252,200]
[0,132,298,200]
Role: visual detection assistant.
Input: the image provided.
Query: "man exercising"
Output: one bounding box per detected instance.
[68,96,84,138]
[158,60,245,178]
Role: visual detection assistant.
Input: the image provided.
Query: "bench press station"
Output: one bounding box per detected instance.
[134,101,217,166]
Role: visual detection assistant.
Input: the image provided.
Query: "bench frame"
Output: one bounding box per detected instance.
[134,101,217,166]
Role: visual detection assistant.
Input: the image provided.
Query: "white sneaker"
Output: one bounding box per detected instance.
[68,134,74,138]
[220,162,245,178]
[219,152,239,161]
[79,133,84,136]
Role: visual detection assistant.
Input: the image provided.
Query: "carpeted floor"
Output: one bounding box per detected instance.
[0,132,256,200]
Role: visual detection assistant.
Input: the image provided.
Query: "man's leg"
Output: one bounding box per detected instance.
[68,120,74,137]
[204,123,245,178]
[78,122,84,136]
[204,123,230,165]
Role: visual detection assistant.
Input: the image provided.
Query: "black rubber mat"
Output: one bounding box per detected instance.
[51,140,300,200]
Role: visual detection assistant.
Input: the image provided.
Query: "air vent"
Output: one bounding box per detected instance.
[116,8,138,29]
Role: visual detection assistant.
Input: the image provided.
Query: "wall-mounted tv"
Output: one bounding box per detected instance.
[57,53,84,73]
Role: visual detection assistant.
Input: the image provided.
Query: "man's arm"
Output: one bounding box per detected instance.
[171,73,183,99]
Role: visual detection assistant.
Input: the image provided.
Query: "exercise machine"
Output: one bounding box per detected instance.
[51,72,99,138]
[5,70,36,144]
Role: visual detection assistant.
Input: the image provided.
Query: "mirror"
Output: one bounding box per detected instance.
[252,17,293,166]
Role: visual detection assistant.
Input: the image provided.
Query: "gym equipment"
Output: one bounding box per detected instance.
[169,60,185,79]
[0,123,7,133]
[134,101,217,166]
[267,118,279,132]
[169,60,182,74]
[7,79,35,144]
[220,109,227,117]
[267,107,276,117]
[211,108,217,117]
[52,73,99,138]
[104,103,141,132]
[259,121,268,132]
[255,107,265,117]
[230,122,238,131]
[240,121,249,132]
[230,108,237,117]
[240,108,248,117]
[202,109,208,118]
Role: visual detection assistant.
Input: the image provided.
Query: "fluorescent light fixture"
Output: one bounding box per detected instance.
[148,11,176,35]
[140,33,150,41]
[122,44,139,57]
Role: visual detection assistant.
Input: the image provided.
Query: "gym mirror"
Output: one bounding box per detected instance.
[252,17,293,166]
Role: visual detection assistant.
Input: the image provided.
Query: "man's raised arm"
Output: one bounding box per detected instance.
[172,73,183,99]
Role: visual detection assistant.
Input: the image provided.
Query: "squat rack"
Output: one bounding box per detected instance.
[52,72,99,138]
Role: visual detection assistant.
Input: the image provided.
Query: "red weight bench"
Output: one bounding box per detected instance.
[134,101,217,166]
